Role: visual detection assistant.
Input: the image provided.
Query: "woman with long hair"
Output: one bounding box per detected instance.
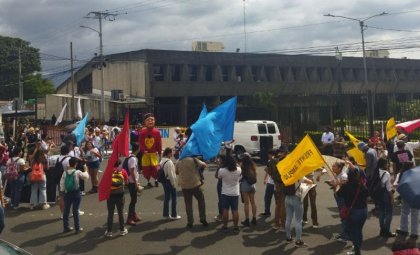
[29,146,49,210]
[83,141,101,194]
[217,154,241,232]
[239,153,257,226]
[336,169,369,255]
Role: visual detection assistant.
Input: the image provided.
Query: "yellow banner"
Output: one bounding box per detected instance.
[277,135,325,186]
[386,117,397,140]
[346,147,366,170]
[345,131,360,148]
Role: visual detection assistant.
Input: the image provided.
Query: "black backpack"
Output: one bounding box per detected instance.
[122,155,135,176]
[368,172,387,201]
[157,160,170,183]
[54,156,69,183]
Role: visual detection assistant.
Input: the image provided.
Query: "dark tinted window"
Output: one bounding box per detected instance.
[257,124,267,134]
[267,124,276,134]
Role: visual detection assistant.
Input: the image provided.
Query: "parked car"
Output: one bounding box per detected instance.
[0,239,32,255]
[233,120,281,160]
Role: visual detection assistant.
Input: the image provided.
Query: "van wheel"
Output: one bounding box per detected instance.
[234,146,245,159]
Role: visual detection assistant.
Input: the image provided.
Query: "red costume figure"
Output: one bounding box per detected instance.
[138,113,162,187]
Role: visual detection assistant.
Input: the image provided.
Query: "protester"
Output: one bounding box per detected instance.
[239,153,257,227]
[28,147,49,210]
[60,157,89,233]
[176,156,208,228]
[333,133,347,159]
[124,144,142,226]
[302,171,320,228]
[84,141,101,194]
[321,126,334,156]
[159,148,180,220]
[260,149,276,217]
[336,169,369,255]
[357,141,378,181]
[284,176,313,248]
[217,154,241,232]
[393,133,420,165]
[395,161,419,243]
[375,158,395,238]
[7,147,28,209]
[104,159,128,237]
[139,113,162,187]
[214,155,224,222]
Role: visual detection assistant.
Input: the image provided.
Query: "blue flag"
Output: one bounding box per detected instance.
[180,97,237,160]
[198,103,207,120]
[72,112,89,146]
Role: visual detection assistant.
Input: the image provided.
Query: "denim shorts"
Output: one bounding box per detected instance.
[87,160,100,170]
[240,181,256,193]
[220,194,239,211]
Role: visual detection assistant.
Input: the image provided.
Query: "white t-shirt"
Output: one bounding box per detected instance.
[266,174,274,185]
[57,155,71,170]
[68,147,81,158]
[7,157,26,171]
[85,148,100,162]
[218,167,242,196]
[379,169,392,192]
[321,132,335,145]
[59,168,90,192]
[127,155,139,183]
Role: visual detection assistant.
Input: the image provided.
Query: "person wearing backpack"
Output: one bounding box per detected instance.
[54,145,71,218]
[124,144,142,226]
[60,157,89,233]
[159,147,180,220]
[239,153,257,227]
[7,147,28,209]
[28,147,49,210]
[375,158,396,238]
[104,159,129,237]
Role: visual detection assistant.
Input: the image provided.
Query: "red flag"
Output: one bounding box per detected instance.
[98,113,130,201]
[396,119,420,134]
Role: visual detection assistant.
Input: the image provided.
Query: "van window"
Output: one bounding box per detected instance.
[257,124,267,134]
[267,124,276,134]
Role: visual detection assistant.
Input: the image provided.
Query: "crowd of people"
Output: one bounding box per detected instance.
[0,118,419,254]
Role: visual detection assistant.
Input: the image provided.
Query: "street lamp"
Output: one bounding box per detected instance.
[80,25,105,122]
[324,12,388,137]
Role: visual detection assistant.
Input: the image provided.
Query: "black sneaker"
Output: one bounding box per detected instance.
[295,240,308,248]
[75,227,84,234]
[147,182,153,188]
[259,212,271,217]
[63,227,74,233]
[200,220,208,227]
[241,219,250,227]
[286,237,294,243]
[186,223,193,229]
[155,181,159,187]
[221,225,228,232]
[251,217,257,225]
[380,231,396,238]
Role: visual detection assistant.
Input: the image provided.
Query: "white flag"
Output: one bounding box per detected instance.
[77,97,83,120]
[55,103,67,126]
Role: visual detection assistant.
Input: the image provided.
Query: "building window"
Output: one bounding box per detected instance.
[205,65,213,81]
[77,73,92,94]
[171,65,181,81]
[222,66,229,81]
[189,65,198,81]
[153,64,164,81]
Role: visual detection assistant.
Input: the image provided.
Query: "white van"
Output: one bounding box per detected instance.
[233,120,281,157]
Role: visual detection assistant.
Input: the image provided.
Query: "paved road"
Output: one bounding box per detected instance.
[2,158,400,255]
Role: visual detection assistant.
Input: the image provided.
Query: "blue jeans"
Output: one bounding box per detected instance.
[378,193,393,233]
[334,194,349,239]
[30,179,47,206]
[217,180,222,215]
[163,181,177,217]
[63,191,81,230]
[400,199,419,236]
[264,183,275,214]
[285,195,303,240]
[10,173,25,208]
[346,208,367,255]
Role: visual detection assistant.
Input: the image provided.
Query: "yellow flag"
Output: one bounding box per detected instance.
[277,134,325,186]
[345,131,360,148]
[346,147,366,170]
[386,117,397,140]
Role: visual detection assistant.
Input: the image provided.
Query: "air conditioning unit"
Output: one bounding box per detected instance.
[118,93,126,101]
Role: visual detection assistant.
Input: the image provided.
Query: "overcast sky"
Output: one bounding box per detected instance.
[1,0,420,85]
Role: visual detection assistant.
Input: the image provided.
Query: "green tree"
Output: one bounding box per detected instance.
[0,36,42,100]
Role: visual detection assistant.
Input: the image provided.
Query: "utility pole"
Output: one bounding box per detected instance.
[243,0,247,53]
[18,48,23,109]
[83,11,122,122]
[324,12,387,137]
[70,42,75,121]
[335,47,344,136]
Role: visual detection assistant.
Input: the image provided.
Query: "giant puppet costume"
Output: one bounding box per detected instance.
[138,113,162,185]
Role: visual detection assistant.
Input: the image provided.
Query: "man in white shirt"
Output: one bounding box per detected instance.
[125,144,142,226]
[321,127,335,156]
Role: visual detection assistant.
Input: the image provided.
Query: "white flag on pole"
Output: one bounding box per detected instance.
[77,97,83,120]
[55,103,67,126]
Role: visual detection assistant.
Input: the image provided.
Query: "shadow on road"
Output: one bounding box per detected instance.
[11,218,58,232]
